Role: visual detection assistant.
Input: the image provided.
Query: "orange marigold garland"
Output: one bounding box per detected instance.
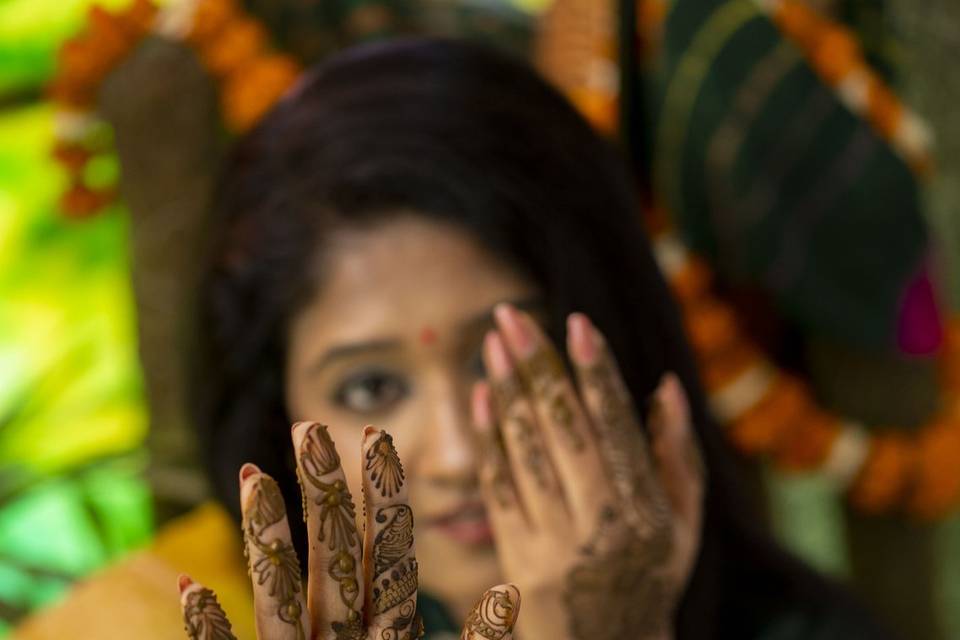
[53,0,960,520]
[49,0,302,218]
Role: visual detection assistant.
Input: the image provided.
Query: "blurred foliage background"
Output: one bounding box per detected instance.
[0,0,153,633]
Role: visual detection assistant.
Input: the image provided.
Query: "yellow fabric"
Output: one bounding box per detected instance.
[12,503,256,639]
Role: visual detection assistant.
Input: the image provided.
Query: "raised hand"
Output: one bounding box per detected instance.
[178,424,521,640]
[472,305,704,640]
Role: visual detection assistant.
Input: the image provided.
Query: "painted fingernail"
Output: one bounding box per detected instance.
[178,574,193,595]
[494,304,535,356]
[362,424,379,443]
[484,330,514,379]
[567,313,598,365]
[239,462,260,485]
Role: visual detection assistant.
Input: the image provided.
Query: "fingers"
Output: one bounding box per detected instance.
[471,381,528,534]
[482,329,563,527]
[567,313,671,534]
[361,427,421,639]
[649,373,705,532]
[179,575,237,640]
[460,584,521,640]
[291,422,364,638]
[492,305,611,531]
[239,464,310,640]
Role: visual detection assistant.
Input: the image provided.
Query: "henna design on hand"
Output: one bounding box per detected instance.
[298,425,363,629]
[491,377,552,490]
[182,586,236,640]
[378,599,423,640]
[564,507,673,640]
[504,413,551,490]
[523,348,585,450]
[366,431,405,498]
[242,476,306,640]
[585,357,671,536]
[372,505,418,615]
[461,588,519,640]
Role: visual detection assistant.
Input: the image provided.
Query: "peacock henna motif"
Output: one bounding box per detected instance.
[242,476,306,640]
[371,504,418,615]
[563,507,673,640]
[373,505,414,576]
[461,588,518,640]
[366,431,405,498]
[182,586,237,640]
[297,424,362,626]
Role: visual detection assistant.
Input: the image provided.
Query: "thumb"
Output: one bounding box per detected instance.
[460,584,521,640]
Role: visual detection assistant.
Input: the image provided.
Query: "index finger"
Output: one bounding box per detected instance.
[291,421,364,638]
[361,427,420,639]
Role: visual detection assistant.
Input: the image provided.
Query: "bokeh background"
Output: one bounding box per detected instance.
[2,0,960,637]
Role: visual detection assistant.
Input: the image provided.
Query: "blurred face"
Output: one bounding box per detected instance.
[285,215,537,620]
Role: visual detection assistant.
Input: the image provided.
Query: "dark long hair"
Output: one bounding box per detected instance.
[194,37,887,638]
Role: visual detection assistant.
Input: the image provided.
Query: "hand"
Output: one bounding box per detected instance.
[177,423,521,640]
[472,305,704,640]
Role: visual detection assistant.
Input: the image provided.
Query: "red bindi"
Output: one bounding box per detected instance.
[419,326,437,346]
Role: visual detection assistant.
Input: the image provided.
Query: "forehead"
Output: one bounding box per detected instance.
[290,215,534,345]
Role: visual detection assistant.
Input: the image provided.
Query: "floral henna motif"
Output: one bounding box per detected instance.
[183,586,236,640]
[462,589,519,640]
[298,424,362,628]
[242,476,306,640]
[366,431,406,498]
[564,507,673,640]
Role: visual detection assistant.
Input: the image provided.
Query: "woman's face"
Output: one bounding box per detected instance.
[285,215,536,620]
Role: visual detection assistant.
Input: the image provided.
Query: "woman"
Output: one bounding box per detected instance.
[193,37,890,639]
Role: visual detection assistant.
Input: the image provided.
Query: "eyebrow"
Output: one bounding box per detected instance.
[307,338,403,375]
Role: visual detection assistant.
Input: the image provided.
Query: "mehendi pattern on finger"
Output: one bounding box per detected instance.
[366,431,405,498]
[182,586,237,640]
[242,476,306,640]
[298,425,362,628]
[523,348,585,450]
[563,507,673,640]
[378,599,422,640]
[461,588,519,640]
[585,356,671,535]
[504,414,552,490]
[371,505,418,615]
[481,432,516,508]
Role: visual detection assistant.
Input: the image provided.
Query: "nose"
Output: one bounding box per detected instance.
[415,369,480,488]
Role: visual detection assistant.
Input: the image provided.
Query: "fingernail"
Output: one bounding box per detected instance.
[238,462,260,485]
[178,574,193,594]
[484,330,514,379]
[494,304,534,356]
[567,313,598,365]
[471,382,493,431]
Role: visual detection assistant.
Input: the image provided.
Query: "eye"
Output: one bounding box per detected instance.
[332,368,410,415]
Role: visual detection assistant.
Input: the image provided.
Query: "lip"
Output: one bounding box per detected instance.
[423,502,494,546]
